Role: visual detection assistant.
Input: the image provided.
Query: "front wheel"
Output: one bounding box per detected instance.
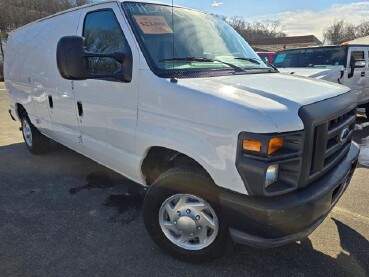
[143,167,233,262]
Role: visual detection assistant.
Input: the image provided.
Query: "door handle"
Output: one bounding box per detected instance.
[48,95,53,108]
[361,71,365,77]
[77,101,83,116]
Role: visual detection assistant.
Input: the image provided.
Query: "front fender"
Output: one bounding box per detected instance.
[135,110,248,195]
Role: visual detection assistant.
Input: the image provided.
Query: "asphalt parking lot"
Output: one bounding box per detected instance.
[0,82,368,277]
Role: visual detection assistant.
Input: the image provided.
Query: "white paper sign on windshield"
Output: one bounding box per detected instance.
[134,16,173,34]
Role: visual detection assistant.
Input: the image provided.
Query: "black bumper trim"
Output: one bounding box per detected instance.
[220,142,359,247]
[229,214,326,248]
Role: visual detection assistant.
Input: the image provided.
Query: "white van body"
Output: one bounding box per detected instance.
[274,45,369,115]
[4,0,360,260]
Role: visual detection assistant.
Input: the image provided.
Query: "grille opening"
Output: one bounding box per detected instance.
[326,137,339,150]
[328,108,356,130]
[324,142,350,168]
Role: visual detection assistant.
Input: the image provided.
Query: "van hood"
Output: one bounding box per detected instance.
[179,72,350,132]
[277,66,344,82]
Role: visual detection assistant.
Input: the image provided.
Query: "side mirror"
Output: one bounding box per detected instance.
[348,58,366,79]
[56,36,132,82]
[354,59,366,68]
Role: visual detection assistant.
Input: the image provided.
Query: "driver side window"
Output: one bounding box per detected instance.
[350,51,364,64]
[83,9,131,75]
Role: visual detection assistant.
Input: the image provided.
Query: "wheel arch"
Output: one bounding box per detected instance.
[141,146,215,187]
[15,103,26,119]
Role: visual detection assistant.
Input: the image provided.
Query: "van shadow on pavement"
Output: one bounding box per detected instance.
[222,218,369,277]
[69,170,146,224]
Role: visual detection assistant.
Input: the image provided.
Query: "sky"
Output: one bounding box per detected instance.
[159,1,369,40]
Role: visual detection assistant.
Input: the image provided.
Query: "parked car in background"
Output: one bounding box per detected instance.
[273,45,369,119]
[257,52,276,63]
[5,0,360,262]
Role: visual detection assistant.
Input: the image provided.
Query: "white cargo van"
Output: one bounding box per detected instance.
[273,45,369,119]
[5,1,360,261]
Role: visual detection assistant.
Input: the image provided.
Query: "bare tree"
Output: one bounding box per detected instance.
[323,19,357,45]
[356,18,369,39]
[212,14,286,42]
[245,20,286,42]
[227,16,248,33]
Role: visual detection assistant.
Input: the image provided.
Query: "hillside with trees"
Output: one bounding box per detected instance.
[0,0,92,79]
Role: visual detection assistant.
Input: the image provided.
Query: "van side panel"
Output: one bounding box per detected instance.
[5,11,82,141]
[4,33,38,122]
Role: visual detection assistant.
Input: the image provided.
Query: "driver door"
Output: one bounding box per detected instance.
[73,2,140,176]
[346,47,368,101]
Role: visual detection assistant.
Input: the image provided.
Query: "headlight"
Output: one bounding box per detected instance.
[265,164,279,188]
[237,131,304,196]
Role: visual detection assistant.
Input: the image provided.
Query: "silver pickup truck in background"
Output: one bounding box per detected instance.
[274,45,369,119]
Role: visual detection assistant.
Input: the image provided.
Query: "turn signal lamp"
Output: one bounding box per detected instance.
[243,140,262,153]
[341,42,350,46]
[268,137,284,155]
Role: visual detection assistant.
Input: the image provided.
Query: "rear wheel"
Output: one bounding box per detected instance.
[143,167,233,262]
[21,111,50,154]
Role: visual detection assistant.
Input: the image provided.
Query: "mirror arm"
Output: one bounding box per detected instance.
[84,52,125,63]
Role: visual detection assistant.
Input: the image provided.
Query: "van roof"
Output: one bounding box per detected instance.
[10,0,183,34]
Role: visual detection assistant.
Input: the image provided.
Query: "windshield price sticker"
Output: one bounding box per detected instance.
[134,16,173,34]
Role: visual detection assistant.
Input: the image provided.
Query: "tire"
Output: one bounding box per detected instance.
[20,111,50,154]
[366,104,369,120]
[143,166,233,262]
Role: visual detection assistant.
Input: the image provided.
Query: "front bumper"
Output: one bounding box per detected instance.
[220,142,360,248]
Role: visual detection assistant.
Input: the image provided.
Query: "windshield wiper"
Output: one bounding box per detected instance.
[265,62,279,72]
[235,57,279,72]
[234,57,261,65]
[159,57,246,72]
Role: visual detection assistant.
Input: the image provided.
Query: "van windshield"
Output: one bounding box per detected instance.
[273,46,347,68]
[123,2,269,78]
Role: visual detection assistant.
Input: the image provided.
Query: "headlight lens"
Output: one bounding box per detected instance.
[265,164,279,188]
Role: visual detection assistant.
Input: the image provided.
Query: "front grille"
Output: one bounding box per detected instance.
[309,108,356,180]
[298,91,357,187]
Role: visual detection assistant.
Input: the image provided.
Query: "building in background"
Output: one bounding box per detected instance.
[251,35,323,52]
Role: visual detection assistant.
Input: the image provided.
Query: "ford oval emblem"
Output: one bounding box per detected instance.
[340,128,350,142]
